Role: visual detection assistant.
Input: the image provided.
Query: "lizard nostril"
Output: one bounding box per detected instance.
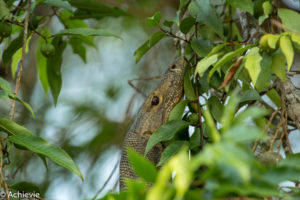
[151,96,160,105]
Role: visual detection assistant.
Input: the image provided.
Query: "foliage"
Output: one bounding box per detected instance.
[1,0,300,199]
[100,0,300,199]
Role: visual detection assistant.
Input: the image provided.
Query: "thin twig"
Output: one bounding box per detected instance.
[128,75,161,98]
[269,120,283,151]
[252,109,279,152]
[280,82,293,154]
[9,0,32,121]
[92,161,119,200]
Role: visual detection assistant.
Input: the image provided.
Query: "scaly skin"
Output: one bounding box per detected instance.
[119,58,185,189]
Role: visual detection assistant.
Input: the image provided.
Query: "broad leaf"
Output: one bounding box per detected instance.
[128,148,157,183]
[47,37,67,105]
[180,17,195,34]
[266,89,281,108]
[0,118,33,135]
[208,44,254,80]
[69,37,87,63]
[36,37,49,94]
[168,100,188,121]
[41,0,73,11]
[188,0,223,37]
[158,141,188,166]
[227,0,253,14]
[278,8,300,32]
[245,47,263,89]
[280,35,294,71]
[9,181,41,194]
[145,12,161,27]
[195,54,219,77]
[0,0,10,20]
[134,31,165,63]
[9,95,35,118]
[268,34,280,49]
[221,90,240,132]
[203,107,220,142]
[2,32,23,67]
[270,50,286,81]
[191,38,213,58]
[8,134,83,180]
[223,126,263,143]
[145,120,190,155]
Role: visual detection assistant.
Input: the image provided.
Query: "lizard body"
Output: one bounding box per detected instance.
[119,58,185,189]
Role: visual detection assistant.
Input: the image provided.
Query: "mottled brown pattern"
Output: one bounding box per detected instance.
[119,58,185,189]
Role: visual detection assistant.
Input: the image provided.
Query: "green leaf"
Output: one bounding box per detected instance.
[168,100,188,121]
[8,134,83,180]
[262,1,273,16]
[11,36,31,79]
[180,0,189,11]
[203,107,220,143]
[0,77,12,96]
[267,34,280,49]
[207,96,223,122]
[158,141,188,166]
[266,88,281,108]
[280,35,294,71]
[184,68,197,102]
[69,37,87,63]
[223,126,263,143]
[188,0,223,37]
[47,37,67,105]
[180,17,195,34]
[279,153,300,170]
[9,95,35,118]
[41,0,73,11]
[221,90,240,132]
[240,89,261,103]
[234,106,269,124]
[258,15,268,25]
[227,0,253,14]
[190,127,201,149]
[195,54,219,77]
[0,0,10,20]
[125,180,147,200]
[145,12,162,27]
[245,47,263,89]
[0,118,33,135]
[208,44,254,80]
[9,181,41,194]
[278,8,300,32]
[128,148,157,183]
[134,31,165,63]
[290,33,300,46]
[54,28,121,38]
[270,50,286,82]
[207,42,228,57]
[145,120,190,155]
[191,38,213,58]
[2,32,23,67]
[36,37,49,94]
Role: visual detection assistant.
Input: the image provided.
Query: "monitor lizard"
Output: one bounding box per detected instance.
[119,58,186,189]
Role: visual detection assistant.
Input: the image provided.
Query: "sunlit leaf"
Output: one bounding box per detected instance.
[195,54,218,77]
[280,35,294,71]
[270,50,286,81]
[278,8,300,32]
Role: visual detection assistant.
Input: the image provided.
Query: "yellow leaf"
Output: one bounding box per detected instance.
[280,35,294,71]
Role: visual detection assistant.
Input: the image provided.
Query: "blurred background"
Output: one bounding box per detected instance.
[0,0,180,199]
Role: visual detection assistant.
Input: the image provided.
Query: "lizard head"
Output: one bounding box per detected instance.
[133,58,186,136]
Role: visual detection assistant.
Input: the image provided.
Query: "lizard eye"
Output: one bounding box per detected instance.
[151,96,160,106]
[171,64,176,69]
